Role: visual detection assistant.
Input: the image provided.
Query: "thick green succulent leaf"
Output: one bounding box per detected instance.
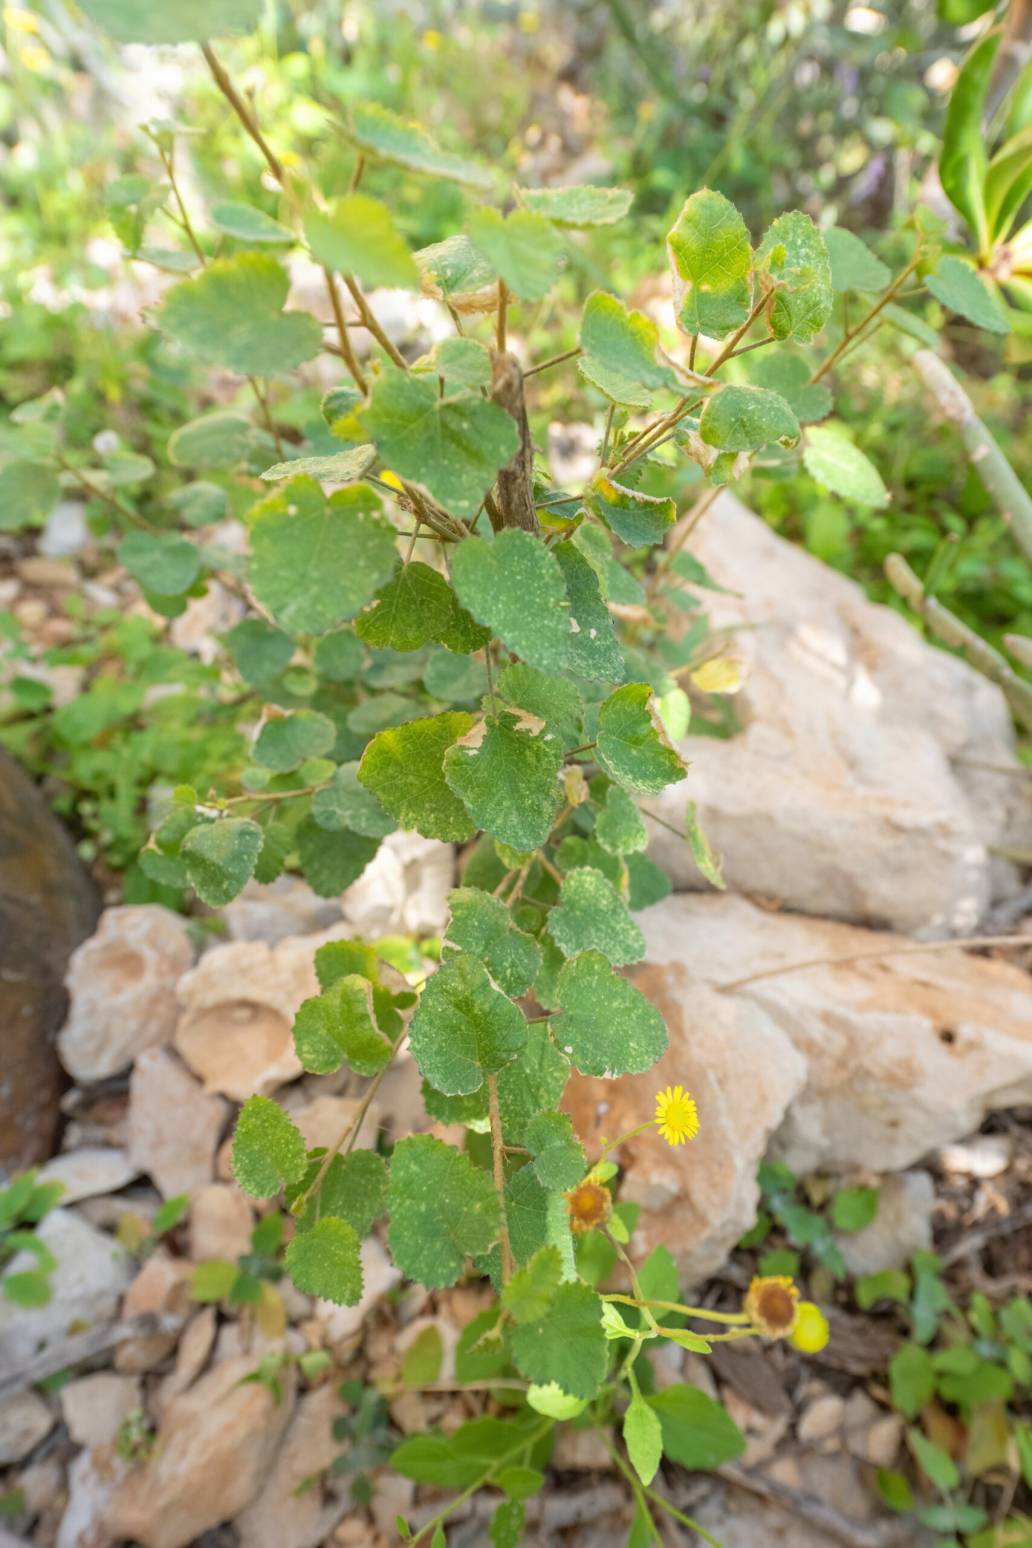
[451,530,570,672]
[579,290,680,407]
[248,478,397,636]
[79,0,259,41]
[699,384,800,452]
[824,227,891,293]
[501,1246,563,1325]
[745,353,832,424]
[595,785,648,854]
[295,821,380,897]
[414,235,498,306]
[466,209,563,301]
[159,255,322,376]
[288,1150,388,1237]
[304,195,419,288]
[444,712,564,851]
[444,886,543,998]
[497,662,584,750]
[550,866,646,966]
[646,1385,745,1470]
[803,425,889,508]
[507,1281,607,1399]
[517,184,633,228]
[356,561,456,652]
[285,1216,362,1305]
[552,540,625,682]
[554,950,667,1076]
[595,683,688,794]
[259,446,377,484]
[117,531,201,597]
[358,711,477,841]
[311,762,394,837]
[253,710,335,772]
[940,30,1000,249]
[182,817,263,906]
[388,1135,500,1288]
[293,975,394,1077]
[409,952,527,1095]
[755,212,833,342]
[209,200,294,245]
[589,475,677,549]
[362,367,519,519]
[0,461,61,532]
[232,1095,307,1198]
[667,189,752,338]
[926,255,1009,334]
[524,1112,586,1191]
[346,101,493,190]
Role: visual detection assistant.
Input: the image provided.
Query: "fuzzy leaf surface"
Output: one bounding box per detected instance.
[451,530,570,672]
[232,1095,307,1198]
[387,1135,500,1288]
[408,952,527,1096]
[358,711,477,841]
[554,950,667,1077]
[595,683,688,794]
[445,713,563,851]
[159,255,321,375]
[445,886,543,997]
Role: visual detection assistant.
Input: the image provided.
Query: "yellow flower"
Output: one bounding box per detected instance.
[654,1085,699,1146]
[565,1179,612,1234]
[744,1275,800,1339]
[790,1301,830,1354]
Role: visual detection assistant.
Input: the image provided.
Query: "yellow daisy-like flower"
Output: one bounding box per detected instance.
[654,1085,699,1147]
[744,1275,801,1339]
[790,1301,830,1354]
[565,1179,612,1234]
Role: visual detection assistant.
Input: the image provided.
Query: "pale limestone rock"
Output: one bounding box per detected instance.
[566,895,1032,1277]
[0,1211,131,1367]
[315,1238,401,1344]
[838,1171,935,1276]
[938,1132,1013,1177]
[38,1146,137,1203]
[340,831,453,938]
[797,1391,845,1452]
[115,1251,192,1373]
[108,1356,295,1548]
[57,1445,130,1548]
[224,874,343,944]
[235,1384,348,1548]
[57,906,194,1082]
[188,1183,254,1262]
[127,1047,228,1200]
[168,580,244,663]
[59,1373,141,1448]
[843,1389,903,1468]
[649,492,1031,936]
[173,934,325,1099]
[156,1307,217,1414]
[286,1094,381,1153]
[16,1456,64,1517]
[0,1391,53,1465]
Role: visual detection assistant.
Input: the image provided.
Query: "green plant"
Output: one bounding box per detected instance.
[14,6,1022,1540]
[0,1169,63,1307]
[871,1257,1032,1547]
[738,1159,881,1285]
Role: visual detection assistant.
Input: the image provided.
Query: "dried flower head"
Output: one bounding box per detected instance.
[566,1178,612,1234]
[744,1275,801,1339]
[654,1084,699,1147]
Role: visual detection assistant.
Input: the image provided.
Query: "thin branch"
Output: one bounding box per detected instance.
[487,1074,514,1283]
[496,280,508,354]
[720,930,1032,993]
[524,344,581,378]
[810,255,920,384]
[56,455,156,532]
[323,269,368,393]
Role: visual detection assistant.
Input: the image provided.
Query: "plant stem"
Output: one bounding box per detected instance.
[55,455,156,532]
[289,1051,397,1217]
[487,1074,513,1283]
[322,270,368,393]
[496,280,508,353]
[602,1292,749,1325]
[604,1440,727,1548]
[202,43,284,180]
[524,343,581,378]
[810,255,920,383]
[601,403,616,465]
[342,272,408,369]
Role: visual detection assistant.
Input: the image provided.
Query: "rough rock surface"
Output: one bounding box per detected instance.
[173,933,323,1099]
[0,1392,53,1466]
[340,831,453,939]
[0,1209,132,1366]
[59,1373,141,1448]
[566,894,1032,1278]
[235,1384,348,1548]
[0,748,98,1170]
[648,493,1031,936]
[108,1356,296,1548]
[57,906,194,1083]
[837,1170,936,1276]
[187,1183,253,1262]
[57,1445,130,1548]
[37,1146,137,1203]
[127,1047,228,1200]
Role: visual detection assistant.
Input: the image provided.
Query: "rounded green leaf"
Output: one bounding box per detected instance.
[387,1135,500,1288]
[552,540,625,683]
[358,711,477,842]
[248,477,398,635]
[444,887,542,998]
[517,184,633,228]
[451,530,570,673]
[595,786,648,855]
[409,953,527,1096]
[311,762,394,837]
[259,445,377,485]
[253,710,336,773]
[590,474,678,548]
[466,209,563,301]
[444,712,563,852]
[304,195,419,289]
[293,976,394,1077]
[524,1112,586,1191]
[824,227,891,294]
[699,384,800,452]
[0,460,60,533]
[624,1395,663,1487]
[414,235,498,305]
[285,1216,363,1305]
[79,0,260,41]
[926,255,1009,334]
[346,101,493,190]
[507,1281,607,1399]
[802,426,889,509]
[755,211,833,342]
[232,1095,307,1198]
[295,820,380,897]
[745,353,833,424]
[355,562,457,652]
[159,255,322,376]
[550,866,646,966]
[595,683,688,794]
[579,291,679,407]
[210,200,294,245]
[646,1385,745,1470]
[168,411,259,469]
[182,817,263,906]
[667,190,751,338]
[554,950,667,1077]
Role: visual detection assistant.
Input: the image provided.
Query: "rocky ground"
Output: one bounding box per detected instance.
[2,496,1031,1547]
